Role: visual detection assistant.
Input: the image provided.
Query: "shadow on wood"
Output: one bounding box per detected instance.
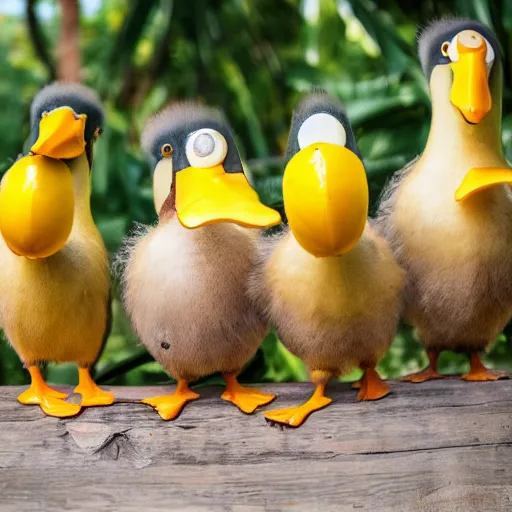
[0,380,511,511]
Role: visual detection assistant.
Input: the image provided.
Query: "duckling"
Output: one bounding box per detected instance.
[249,92,405,427]
[376,18,512,382]
[0,82,113,417]
[118,102,281,420]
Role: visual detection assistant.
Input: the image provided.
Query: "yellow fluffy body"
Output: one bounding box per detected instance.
[251,224,405,377]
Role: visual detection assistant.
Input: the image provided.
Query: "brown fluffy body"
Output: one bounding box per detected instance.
[120,218,267,382]
[0,154,110,366]
[376,64,512,353]
[250,224,405,381]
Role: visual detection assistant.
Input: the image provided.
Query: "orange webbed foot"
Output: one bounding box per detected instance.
[462,354,509,382]
[221,375,275,414]
[400,367,445,383]
[461,369,501,381]
[18,390,81,418]
[264,384,331,428]
[401,350,445,383]
[142,380,199,421]
[357,367,390,401]
[18,366,80,418]
[75,368,114,407]
[18,385,68,403]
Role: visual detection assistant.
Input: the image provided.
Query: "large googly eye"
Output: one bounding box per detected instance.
[485,39,495,66]
[445,32,495,68]
[185,128,228,168]
[447,34,459,62]
[297,113,347,150]
[161,143,173,158]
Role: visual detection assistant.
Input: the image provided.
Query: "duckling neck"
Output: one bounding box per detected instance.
[423,66,505,166]
[67,153,93,219]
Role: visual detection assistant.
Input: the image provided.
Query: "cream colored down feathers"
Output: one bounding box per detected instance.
[120,219,267,382]
[377,63,512,352]
[250,223,405,380]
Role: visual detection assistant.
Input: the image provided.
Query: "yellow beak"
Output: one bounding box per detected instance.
[450,37,492,124]
[174,165,281,229]
[0,155,75,258]
[455,167,512,202]
[31,107,87,159]
[283,143,368,257]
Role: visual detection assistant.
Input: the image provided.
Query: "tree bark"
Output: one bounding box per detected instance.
[26,0,56,80]
[57,0,81,82]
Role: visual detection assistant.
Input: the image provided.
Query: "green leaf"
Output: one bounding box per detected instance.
[341,0,416,75]
[217,53,269,157]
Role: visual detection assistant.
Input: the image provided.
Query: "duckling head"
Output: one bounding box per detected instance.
[142,102,281,229]
[282,91,368,258]
[419,18,501,126]
[419,19,512,201]
[29,81,104,166]
[0,82,104,259]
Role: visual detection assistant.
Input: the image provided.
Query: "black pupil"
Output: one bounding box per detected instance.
[164,145,170,153]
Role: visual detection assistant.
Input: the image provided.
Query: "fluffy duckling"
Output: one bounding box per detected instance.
[0,83,113,417]
[376,18,512,382]
[250,92,405,427]
[119,102,281,420]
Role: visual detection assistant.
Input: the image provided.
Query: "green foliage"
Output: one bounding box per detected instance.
[0,0,512,386]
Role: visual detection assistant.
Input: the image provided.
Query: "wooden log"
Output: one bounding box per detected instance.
[0,380,511,511]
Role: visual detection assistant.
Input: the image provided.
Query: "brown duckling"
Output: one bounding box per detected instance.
[377,18,512,382]
[118,102,281,420]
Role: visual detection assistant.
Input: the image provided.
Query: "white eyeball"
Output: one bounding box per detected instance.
[297,113,346,150]
[446,32,495,68]
[185,128,228,168]
[447,34,459,63]
[485,38,495,66]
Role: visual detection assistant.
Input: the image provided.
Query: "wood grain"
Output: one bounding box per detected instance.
[0,380,511,511]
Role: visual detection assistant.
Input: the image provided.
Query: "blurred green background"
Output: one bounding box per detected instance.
[1,0,512,387]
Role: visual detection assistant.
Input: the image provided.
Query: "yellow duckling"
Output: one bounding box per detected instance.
[118,102,281,420]
[250,92,405,427]
[377,18,512,382]
[0,83,114,417]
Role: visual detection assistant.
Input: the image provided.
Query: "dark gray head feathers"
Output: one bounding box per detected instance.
[285,90,361,165]
[141,102,243,174]
[418,17,500,81]
[30,82,104,146]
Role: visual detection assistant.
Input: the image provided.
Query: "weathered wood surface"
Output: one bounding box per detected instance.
[0,380,511,511]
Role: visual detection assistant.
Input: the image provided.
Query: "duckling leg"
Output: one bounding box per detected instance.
[357,366,390,401]
[18,366,81,418]
[264,370,333,428]
[400,350,445,383]
[142,380,199,420]
[461,353,501,381]
[221,373,276,414]
[74,367,115,407]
